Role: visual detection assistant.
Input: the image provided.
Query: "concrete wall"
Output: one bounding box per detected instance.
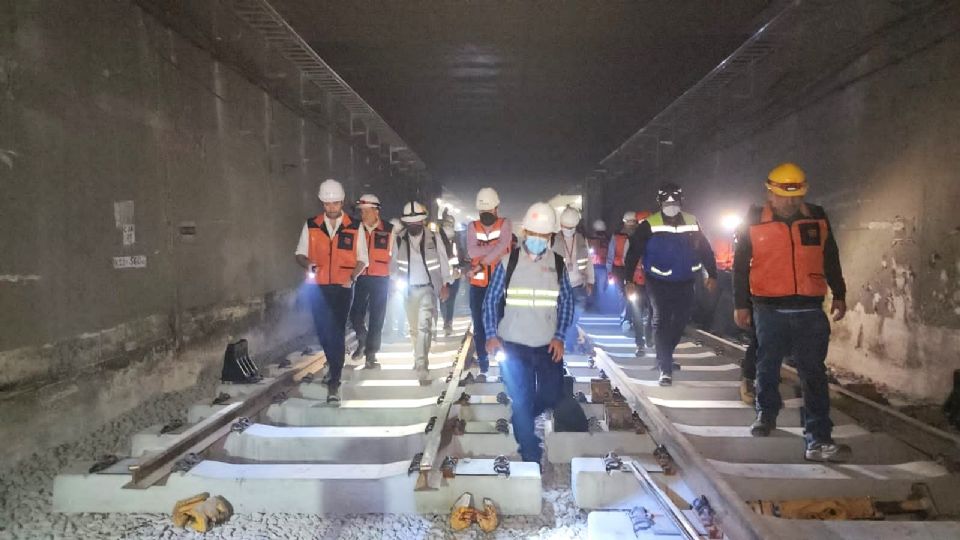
[601,7,960,402]
[0,0,411,467]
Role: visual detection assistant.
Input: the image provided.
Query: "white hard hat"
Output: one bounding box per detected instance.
[522,202,558,235]
[401,201,428,223]
[356,194,381,209]
[475,187,500,211]
[318,179,345,203]
[559,207,581,228]
[622,210,637,222]
[593,219,607,232]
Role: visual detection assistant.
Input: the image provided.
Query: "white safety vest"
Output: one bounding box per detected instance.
[553,232,593,287]
[498,251,561,348]
[394,231,446,292]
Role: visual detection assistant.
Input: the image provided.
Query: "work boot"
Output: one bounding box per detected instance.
[449,492,476,531]
[658,371,672,386]
[443,323,453,337]
[805,440,852,463]
[326,384,341,407]
[476,497,500,533]
[750,411,777,436]
[351,345,364,361]
[364,354,380,370]
[740,378,756,405]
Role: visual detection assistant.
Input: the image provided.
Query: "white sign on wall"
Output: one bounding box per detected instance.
[113,255,147,269]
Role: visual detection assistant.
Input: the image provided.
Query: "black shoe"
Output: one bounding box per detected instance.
[750,411,777,437]
[364,355,381,369]
[326,385,341,406]
[320,371,331,385]
[351,345,365,361]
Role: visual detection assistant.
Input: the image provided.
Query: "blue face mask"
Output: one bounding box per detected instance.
[524,236,548,254]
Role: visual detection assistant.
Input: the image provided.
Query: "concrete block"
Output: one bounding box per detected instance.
[264,397,436,427]
[415,459,542,515]
[546,429,657,464]
[571,457,663,510]
[219,423,427,463]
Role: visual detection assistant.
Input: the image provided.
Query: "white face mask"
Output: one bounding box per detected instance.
[561,227,575,237]
[662,204,681,217]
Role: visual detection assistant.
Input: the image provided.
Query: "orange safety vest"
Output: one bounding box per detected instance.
[588,234,609,265]
[469,218,506,287]
[306,214,359,285]
[749,203,829,298]
[713,237,734,272]
[612,233,629,267]
[361,221,393,277]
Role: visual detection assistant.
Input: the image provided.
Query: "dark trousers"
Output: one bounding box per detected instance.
[647,277,695,374]
[348,275,390,359]
[742,327,758,380]
[469,284,490,371]
[310,284,353,387]
[628,284,653,348]
[440,278,461,328]
[754,305,833,443]
[500,342,564,463]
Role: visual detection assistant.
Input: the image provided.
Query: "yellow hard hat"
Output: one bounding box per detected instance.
[766,162,807,197]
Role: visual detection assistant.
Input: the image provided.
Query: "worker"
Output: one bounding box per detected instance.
[607,211,639,322]
[348,194,394,370]
[295,179,368,405]
[627,210,653,355]
[733,162,850,463]
[391,201,453,380]
[484,202,574,465]
[466,187,513,377]
[554,207,594,354]
[438,209,462,336]
[587,219,610,301]
[624,183,717,386]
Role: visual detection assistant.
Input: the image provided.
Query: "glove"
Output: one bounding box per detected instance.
[476,497,500,533]
[449,492,476,531]
[172,492,209,528]
[185,495,232,532]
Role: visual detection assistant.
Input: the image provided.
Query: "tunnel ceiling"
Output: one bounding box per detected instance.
[272,1,773,182]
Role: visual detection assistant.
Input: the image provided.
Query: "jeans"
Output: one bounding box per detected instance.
[404,285,438,369]
[563,285,589,350]
[753,304,833,443]
[348,275,390,360]
[742,326,758,380]
[309,284,353,387]
[628,284,653,348]
[499,341,565,463]
[647,277,695,374]
[470,284,490,372]
[440,277,461,328]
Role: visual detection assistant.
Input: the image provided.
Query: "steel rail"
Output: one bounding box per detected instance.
[416,328,474,490]
[591,346,778,540]
[124,351,325,489]
[628,460,703,539]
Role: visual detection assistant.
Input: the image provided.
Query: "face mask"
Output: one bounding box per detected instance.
[662,204,681,217]
[524,236,548,254]
[479,212,497,226]
[561,227,575,237]
[406,224,424,236]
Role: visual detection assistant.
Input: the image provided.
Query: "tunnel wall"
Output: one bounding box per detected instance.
[0,1,403,467]
[602,24,960,403]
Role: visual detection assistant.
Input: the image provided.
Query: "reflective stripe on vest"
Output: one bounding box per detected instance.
[749,203,829,298]
[613,234,628,267]
[505,287,559,308]
[306,214,358,285]
[470,217,506,287]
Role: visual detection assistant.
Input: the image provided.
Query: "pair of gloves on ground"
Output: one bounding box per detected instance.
[172,492,233,532]
[450,492,499,532]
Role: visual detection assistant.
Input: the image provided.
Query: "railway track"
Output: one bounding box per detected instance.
[579,314,960,539]
[49,310,960,538]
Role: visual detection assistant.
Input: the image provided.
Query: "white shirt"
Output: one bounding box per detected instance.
[295,215,369,268]
[400,231,453,286]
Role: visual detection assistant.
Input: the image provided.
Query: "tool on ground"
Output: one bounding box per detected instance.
[748,483,938,520]
[477,497,500,532]
[449,492,476,531]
